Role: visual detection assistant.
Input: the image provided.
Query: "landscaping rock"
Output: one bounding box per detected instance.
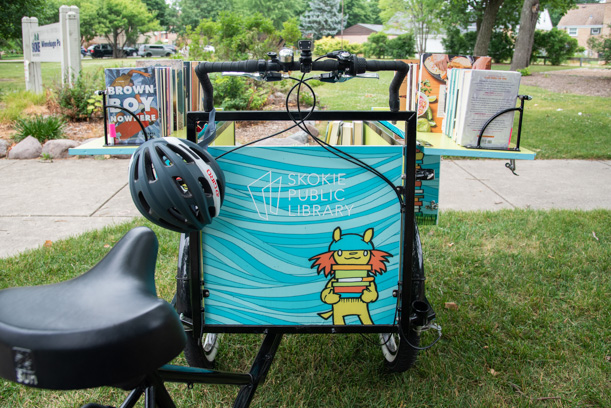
[287,130,311,144]
[8,136,42,159]
[0,139,9,158]
[42,139,81,159]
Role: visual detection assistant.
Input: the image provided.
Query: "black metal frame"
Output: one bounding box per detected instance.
[185,109,417,334]
[98,90,151,146]
[473,94,531,151]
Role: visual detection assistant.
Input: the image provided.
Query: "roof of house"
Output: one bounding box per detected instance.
[557,3,608,27]
[342,23,407,37]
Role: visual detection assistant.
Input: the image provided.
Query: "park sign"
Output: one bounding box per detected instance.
[30,23,62,62]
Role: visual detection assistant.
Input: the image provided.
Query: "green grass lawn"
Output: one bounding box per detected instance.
[0,210,609,407]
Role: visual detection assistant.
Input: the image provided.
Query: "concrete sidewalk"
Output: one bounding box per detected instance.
[1,157,610,258]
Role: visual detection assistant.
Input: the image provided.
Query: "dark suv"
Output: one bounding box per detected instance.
[91,44,114,58]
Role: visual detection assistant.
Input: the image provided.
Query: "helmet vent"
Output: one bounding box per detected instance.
[167,207,188,224]
[156,146,173,166]
[166,143,194,164]
[137,192,151,213]
[199,177,213,196]
[173,177,191,197]
[132,154,140,181]
[143,151,157,181]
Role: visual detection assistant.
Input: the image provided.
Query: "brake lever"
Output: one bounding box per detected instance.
[316,72,379,83]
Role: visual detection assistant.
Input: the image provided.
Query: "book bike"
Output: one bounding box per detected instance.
[0,41,441,407]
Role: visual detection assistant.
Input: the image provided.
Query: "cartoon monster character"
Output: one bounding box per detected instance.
[309,227,392,325]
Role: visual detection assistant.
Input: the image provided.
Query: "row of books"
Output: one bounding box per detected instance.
[104,60,203,145]
[325,121,364,145]
[443,68,521,148]
[401,54,522,149]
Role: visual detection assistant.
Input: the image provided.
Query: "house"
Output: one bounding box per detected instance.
[557,0,611,57]
[340,24,405,44]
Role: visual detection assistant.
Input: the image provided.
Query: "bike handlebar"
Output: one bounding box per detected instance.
[194,57,408,112]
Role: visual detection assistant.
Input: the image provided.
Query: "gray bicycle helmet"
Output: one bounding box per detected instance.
[129,137,225,233]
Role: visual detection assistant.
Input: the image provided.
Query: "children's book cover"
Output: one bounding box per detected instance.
[104,67,160,144]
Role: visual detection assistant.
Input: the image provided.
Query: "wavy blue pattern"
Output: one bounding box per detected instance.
[203,146,403,326]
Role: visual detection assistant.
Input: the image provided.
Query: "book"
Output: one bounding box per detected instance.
[418,53,492,133]
[104,67,160,144]
[454,70,522,148]
[341,122,353,145]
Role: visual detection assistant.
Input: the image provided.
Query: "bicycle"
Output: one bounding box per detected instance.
[0,41,439,407]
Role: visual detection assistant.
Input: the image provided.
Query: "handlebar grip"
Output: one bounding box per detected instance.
[364,60,408,112]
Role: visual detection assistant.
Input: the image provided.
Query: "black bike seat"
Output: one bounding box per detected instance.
[0,227,186,390]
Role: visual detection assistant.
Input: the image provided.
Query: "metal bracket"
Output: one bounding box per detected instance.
[505,159,519,176]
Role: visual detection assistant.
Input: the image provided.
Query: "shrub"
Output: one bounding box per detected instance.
[588,25,611,63]
[52,69,105,121]
[212,76,268,110]
[363,32,389,59]
[386,33,416,59]
[13,115,65,143]
[442,27,476,55]
[314,37,362,56]
[488,31,515,63]
[532,28,584,65]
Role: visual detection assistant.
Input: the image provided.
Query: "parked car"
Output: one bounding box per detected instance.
[81,46,87,57]
[122,46,138,57]
[138,44,172,57]
[86,45,95,56]
[163,44,177,54]
[90,44,113,58]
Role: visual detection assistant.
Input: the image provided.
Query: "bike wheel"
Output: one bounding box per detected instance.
[380,223,425,372]
[183,332,220,369]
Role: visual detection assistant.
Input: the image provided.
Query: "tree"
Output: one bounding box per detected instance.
[0,0,45,46]
[177,0,234,32]
[281,17,302,48]
[94,0,160,57]
[234,0,305,30]
[511,0,540,70]
[363,32,388,58]
[588,24,611,63]
[473,0,505,56]
[344,0,382,26]
[300,0,346,40]
[379,0,443,55]
[141,0,172,31]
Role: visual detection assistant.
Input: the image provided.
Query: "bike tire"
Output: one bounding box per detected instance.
[183,332,220,369]
[380,223,424,372]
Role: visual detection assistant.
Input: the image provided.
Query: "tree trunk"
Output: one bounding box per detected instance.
[510,0,540,70]
[473,0,505,56]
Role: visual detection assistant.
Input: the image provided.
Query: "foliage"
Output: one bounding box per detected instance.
[441,27,476,55]
[212,76,267,110]
[185,12,280,61]
[516,67,531,76]
[12,114,65,143]
[94,0,160,57]
[532,28,584,65]
[300,0,345,40]
[488,30,515,62]
[344,0,382,27]
[363,32,388,58]
[379,0,443,55]
[0,0,45,43]
[587,25,611,63]
[280,17,302,49]
[313,36,362,56]
[234,0,306,30]
[386,33,416,59]
[176,0,234,33]
[51,69,105,121]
